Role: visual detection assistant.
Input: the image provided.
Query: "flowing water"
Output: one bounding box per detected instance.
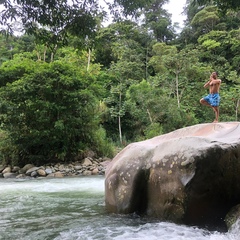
[0,176,239,240]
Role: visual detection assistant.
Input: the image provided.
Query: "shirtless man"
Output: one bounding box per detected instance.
[200,72,221,123]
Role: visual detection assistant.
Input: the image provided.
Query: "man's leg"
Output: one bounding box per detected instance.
[200,98,219,122]
[212,106,219,122]
[200,98,211,107]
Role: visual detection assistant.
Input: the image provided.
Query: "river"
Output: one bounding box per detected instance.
[0,176,239,240]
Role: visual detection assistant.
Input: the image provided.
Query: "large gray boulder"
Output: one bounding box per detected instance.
[225,204,240,230]
[105,122,240,230]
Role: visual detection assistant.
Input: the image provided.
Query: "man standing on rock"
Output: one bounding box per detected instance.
[200,72,221,123]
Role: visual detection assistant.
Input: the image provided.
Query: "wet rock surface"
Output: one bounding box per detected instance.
[105,122,240,230]
[0,157,111,179]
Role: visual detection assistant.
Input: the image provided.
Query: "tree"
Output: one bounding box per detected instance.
[0,53,37,86]
[0,53,110,165]
[0,34,35,65]
[142,0,175,42]
[191,6,220,34]
[219,71,240,122]
[125,79,164,139]
[194,0,240,13]
[149,43,205,108]
[197,30,240,75]
[95,20,154,70]
[149,42,213,127]
[0,0,156,44]
[104,36,146,144]
[180,0,240,45]
[0,0,99,34]
[149,42,175,73]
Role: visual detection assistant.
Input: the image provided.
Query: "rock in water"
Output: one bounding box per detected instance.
[105,122,240,230]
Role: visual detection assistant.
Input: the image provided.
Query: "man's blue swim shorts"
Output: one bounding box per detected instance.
[203,93,220,107]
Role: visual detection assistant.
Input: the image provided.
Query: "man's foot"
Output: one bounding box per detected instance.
[213,119,218,123]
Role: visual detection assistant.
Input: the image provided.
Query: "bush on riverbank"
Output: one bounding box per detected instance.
[0,59,115,167]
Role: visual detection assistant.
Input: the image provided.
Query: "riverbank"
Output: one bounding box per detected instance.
[0,156,111,179]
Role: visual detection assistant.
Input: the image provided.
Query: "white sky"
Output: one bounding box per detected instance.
[163,0,187,28]
[100,0,187,29]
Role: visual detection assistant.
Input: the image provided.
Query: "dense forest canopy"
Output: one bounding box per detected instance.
[0,0,240,166]
[194,0,240,12]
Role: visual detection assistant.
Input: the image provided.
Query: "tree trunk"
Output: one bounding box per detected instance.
[36,51,41,61]
[145,47,148,80]
[43,46,47,62]
[236,99,240,121]
[176,71,180,108]
[118,115,122,145]
[87,48,91,71]
[50,45,57,62]
[147,108,153,123]
[119,91,123,145]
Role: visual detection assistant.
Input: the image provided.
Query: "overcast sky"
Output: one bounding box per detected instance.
[163,0,186,28]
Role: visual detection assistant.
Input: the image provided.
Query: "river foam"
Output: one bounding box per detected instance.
[0,176,239,240]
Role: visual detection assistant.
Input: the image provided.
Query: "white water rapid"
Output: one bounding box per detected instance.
[0,176,239,240]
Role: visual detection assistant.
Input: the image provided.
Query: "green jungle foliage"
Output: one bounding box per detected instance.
[0,0,239,166]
